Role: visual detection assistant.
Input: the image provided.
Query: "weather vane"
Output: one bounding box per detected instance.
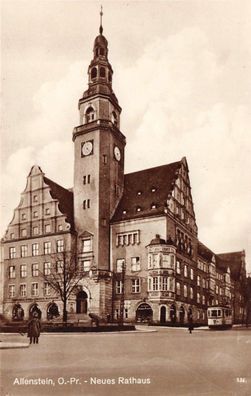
[99,5,103,35]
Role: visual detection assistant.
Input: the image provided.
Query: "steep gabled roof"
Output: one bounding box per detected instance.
[217,251,245,281]
[112,161,181,222]
[44,177,74,229]
[198,241,214,261]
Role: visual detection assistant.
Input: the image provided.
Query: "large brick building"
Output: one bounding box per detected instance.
[1,19,248,325]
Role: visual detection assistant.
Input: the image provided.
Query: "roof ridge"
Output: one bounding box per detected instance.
[44,176,72,194]
[124,160,181,177]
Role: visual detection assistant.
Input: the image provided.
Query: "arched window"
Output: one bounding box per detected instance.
[100,67,106,78]
[85,106,95,123]
[111,111,117,126]
[100,48,105,56]
[91,67,97,79]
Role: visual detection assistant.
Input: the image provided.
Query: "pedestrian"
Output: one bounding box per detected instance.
[27,312,41,344]
[188,316,194,334]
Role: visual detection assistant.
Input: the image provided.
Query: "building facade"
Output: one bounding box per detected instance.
[1,19,248,324]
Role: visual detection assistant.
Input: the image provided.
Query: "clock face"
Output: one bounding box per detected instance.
[114,146,121,161]
[82,141,93,156]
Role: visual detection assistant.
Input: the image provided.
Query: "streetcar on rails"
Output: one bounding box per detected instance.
[207,306,233,329]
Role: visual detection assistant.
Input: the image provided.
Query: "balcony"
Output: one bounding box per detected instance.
[148,291,175,301]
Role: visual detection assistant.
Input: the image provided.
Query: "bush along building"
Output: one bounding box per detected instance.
[2,16,248,325]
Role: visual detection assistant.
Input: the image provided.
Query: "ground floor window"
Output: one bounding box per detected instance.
[136,303,153,323]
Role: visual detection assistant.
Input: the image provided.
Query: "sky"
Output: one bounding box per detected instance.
[1,0,251,272]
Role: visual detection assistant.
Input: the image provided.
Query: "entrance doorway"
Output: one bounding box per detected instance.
[76,291,88,314]
[160,306,166,323]
[136,303,153,323]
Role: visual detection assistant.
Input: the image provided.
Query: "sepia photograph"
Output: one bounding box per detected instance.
[1,1,251,395]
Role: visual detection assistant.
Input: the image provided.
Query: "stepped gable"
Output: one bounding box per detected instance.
[44,177,74,229]
[217,251,244,280]
[112,160,181,222]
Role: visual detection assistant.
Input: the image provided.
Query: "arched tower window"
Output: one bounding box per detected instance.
[100,48,105,56]
[91,67,97,79]
[111,111,117,126]
[85,106,95,123]
[100,67,106,78]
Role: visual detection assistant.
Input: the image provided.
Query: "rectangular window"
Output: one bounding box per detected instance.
[44,242,51,254]
[116,230,140,246]
[32,243,39,256]
[9,285,15,298]
[45,224,51,233]
[132,279,140,293]
[21,229,27,237]
[103,155,108,164]
[216,285,219,294]
[44,282,51,296]
[9,266,16,279]
[190,287,194,299]
[31,283,39,297]
[45,208,50,215]
[81,239,91,253]
[33,226,39,235]
[190,268,194,280]
[20,284,27,297]
[9,247,16,259]
[44,262,51,275]
[162,277,168,291]
[32,263,39,277]
[87,175,91,184]
[202,278,206,288]
[20,245,28,257]
[176,282,181,295]
[116,280,123,294]
[184,285,188,297]
[153,277,159,291]
[184,265,188,277]
[116,258,125,273]
[197,293,200,303]
[176,260,181,274]
[131,257,140,272]
[56,261,63,274]
[80,260,91,272]
[20,264,27,278]
[202,295,206,305]
[197,275,201,287]
[33,195,38,202]
[21,213,26,220]
[57,239,64,253]
[33,211,38,218]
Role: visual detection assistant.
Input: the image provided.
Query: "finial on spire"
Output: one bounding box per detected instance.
[99,5,103,35]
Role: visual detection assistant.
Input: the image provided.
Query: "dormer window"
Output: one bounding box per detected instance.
[151,187,156,192]
[85,106,95,123]
[122,210,127,215]
[137,191,142,196]
[136,206,142,212]
[91,67,97,79]
[151,203,157,209]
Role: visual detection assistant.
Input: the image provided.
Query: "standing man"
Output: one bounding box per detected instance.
[27,312,41,344]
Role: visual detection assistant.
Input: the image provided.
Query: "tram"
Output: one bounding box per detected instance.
[207,306,233,329]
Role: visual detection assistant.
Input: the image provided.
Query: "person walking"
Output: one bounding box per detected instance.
[27,312,41,344]
[188,316,194,334]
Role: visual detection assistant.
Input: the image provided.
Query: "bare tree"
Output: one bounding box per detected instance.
[40,249,86,324]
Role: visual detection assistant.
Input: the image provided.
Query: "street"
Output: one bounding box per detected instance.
[1,327,251,396]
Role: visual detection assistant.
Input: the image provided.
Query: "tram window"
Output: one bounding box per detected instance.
[211,310,218,317]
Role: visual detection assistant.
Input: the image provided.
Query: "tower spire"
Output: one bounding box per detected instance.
[99,5,103,35]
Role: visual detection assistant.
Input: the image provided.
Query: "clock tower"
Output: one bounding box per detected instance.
[72,11,126,315]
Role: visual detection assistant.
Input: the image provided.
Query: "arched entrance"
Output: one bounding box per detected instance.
[160,306,166,324]
[12,304,24,321]
[136,303,153,323]
[170,304,176,324]
[76,291,88,314]
[179,306,185,324]
[29,303,42,319]
[47,302,60,320]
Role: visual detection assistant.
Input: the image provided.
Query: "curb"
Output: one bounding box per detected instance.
[0,342,30,349]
